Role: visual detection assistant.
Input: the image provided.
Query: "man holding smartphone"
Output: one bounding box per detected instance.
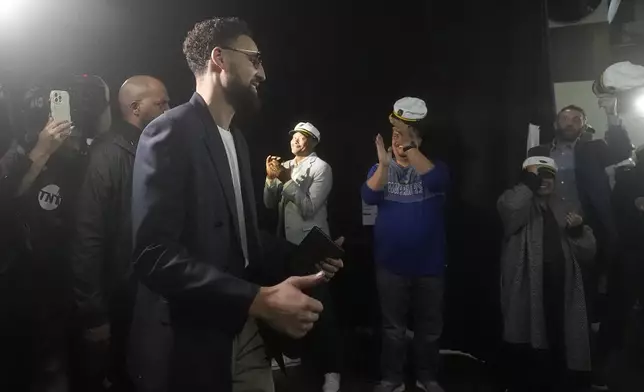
[0,81,106,391]
[361,97,449,392]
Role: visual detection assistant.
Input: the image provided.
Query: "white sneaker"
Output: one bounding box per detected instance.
[283,355,301,367]
[271,355,301,370]
[322,373,341,392]
[374,381,405,392]
[416,380,445,392]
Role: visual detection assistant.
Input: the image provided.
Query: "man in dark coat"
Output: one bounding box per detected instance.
[528,105,633,385]
[128,17,343,392]
[529,106,631,266]
[71,75,169,391]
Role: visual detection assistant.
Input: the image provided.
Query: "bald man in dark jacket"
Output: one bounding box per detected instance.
[71,76,169,390]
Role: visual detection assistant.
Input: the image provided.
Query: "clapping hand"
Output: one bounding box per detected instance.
[525,165,539,175]
[375,134,392,167]
[265,156,282,179]
[635,197,644,213]
[566,212,583,228]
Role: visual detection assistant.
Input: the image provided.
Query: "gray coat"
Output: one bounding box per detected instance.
[264,153,332,245]
[498,183,595,372]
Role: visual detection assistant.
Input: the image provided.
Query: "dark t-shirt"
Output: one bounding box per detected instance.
[12,152,87,318]
[541,205,566,360]
[542,206,565,265]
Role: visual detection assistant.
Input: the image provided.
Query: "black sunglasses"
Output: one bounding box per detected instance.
[220,47,262,68]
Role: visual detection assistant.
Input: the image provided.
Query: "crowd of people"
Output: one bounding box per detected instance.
[0,15,643,392]
[500,104,644,391]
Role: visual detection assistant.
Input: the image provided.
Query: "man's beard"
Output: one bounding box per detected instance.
[223,73,261,116]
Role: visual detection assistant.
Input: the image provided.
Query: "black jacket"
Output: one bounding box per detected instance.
[0,143,33,298]
[0,142,87,320]
[612,164,644,251]
[0,142,31,260]
[71,121,141,328]
[0,141,31,204]
[529,126,632,261]
[129,93,289,392]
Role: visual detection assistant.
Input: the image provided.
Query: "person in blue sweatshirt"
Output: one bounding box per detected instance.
[361,97,449,392]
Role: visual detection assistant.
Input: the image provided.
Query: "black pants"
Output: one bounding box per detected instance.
[376,267,443,384]
[301,282,342,374]
[542,258,566,371]
[108,284,136,390]
[502,344,590,392]
[0,309,70,392]
[72,283,136,392]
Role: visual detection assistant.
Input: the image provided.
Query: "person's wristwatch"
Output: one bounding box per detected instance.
[402,141,417,152]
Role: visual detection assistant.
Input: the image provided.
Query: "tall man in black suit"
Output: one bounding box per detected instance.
[129,17,343,392]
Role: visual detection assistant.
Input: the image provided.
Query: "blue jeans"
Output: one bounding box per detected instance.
[376,266,443,384]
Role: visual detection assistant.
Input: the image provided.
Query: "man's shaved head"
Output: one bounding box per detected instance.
[119,75,169,130]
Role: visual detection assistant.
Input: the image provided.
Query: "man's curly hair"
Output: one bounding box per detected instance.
[183,17,252,75]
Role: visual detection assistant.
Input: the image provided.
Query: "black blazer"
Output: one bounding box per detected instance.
[71,122,140,329]
[528,127,631,256]
[129,93,274,392]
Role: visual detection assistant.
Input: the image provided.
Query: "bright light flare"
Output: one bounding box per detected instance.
[0,0,29,40]
[0,0,22,20]
[634,95,644,116]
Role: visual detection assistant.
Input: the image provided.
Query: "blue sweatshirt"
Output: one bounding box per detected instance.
[361,160,449,276]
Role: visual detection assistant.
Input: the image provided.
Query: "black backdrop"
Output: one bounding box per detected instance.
[0,0,555,364]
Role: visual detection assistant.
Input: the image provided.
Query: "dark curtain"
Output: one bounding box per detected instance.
[433,0,555,363]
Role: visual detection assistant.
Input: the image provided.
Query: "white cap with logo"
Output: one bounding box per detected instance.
[289,122,321,142]
[392,97,428,122]
[522,156,558,175]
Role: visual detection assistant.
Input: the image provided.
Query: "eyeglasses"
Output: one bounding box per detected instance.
[220,47,262,68]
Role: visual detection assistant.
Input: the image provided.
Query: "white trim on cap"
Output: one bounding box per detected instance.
[522,156,558,172]
[289,121,320,142]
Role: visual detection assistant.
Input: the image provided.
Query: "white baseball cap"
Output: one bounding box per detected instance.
[392,97,427,122]
[522,156,558,175]
[289,122,320,142]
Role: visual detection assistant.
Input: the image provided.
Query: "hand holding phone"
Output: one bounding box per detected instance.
[30,118,73,159]
[50,90,71,123]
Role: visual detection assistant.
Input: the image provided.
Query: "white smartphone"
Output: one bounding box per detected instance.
[50,90,71,123]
